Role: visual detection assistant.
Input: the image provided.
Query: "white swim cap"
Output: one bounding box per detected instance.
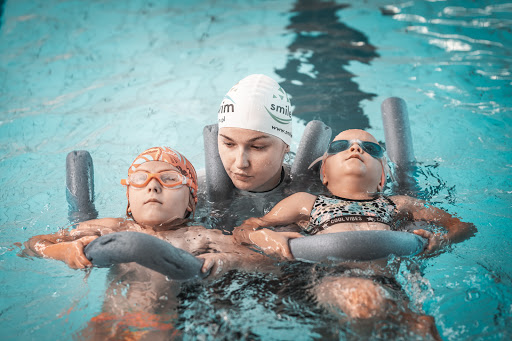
[218,74,292,145]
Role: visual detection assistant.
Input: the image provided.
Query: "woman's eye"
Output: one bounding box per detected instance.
[251,145,266,150]
[223,141,235,147]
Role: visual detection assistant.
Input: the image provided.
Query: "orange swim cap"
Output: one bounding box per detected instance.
[128,146,198,203]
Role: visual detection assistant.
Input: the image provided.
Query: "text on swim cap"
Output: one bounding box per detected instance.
[218,103,235,114]
[269,104,292,118]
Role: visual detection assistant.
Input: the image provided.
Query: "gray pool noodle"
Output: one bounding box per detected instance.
[203,120,332,201]
[203,124,235,202]
[381,97,417,193]
[84,231,207,281]
[66,150,98,223]
[290,120,332,177]
[289,230,427,262]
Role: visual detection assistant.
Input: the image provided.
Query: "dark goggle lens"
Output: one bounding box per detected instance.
[361,142,383,158]
[327,140,383,158]
[327,140,350,154]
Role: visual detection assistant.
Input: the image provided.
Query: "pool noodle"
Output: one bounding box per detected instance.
[84,231,207,281]
[203,124,235,202]
[381,97,417,194]
[66,150,98,223]
[290,120,332,177]
[289,230,426,262]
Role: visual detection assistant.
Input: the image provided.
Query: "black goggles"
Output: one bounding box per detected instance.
[326,139,384,159]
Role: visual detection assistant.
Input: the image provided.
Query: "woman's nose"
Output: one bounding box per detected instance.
[234,148,250,169]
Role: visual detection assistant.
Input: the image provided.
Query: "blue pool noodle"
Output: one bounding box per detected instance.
[290,230,426,262]
[203,124,235,202]
[66,150,98,223]
[84,231,207,281]
[381,97,417,194]
[290,120,332,177]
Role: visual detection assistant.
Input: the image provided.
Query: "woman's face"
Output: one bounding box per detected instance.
[128,161,192,226]
[218,127,289,192]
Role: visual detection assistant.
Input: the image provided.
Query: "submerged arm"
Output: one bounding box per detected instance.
[393,195,477,253]
[232,192,316,259]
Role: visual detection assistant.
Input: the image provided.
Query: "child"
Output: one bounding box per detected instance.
[233,129,476,337]
[25,146,271,339]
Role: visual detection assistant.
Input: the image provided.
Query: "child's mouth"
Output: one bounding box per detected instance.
[145,198,162,204]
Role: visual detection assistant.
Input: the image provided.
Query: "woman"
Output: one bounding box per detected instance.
[217,74,293,193]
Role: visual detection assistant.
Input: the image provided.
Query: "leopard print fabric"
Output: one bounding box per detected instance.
[304,195,398,235]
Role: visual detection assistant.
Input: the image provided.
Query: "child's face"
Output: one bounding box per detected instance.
[128,161,192,226]
[218,127,289,192]
[323,129,384,191]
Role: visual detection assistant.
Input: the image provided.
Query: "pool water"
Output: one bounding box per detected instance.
[1,0,511,339]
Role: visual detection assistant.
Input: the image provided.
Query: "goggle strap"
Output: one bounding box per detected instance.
[308,155,325,170]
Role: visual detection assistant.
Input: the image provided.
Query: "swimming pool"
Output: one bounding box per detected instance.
[1,0,511,339]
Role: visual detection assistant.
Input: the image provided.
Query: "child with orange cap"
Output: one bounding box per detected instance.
[233,129,476,338]
[25,146,271,339]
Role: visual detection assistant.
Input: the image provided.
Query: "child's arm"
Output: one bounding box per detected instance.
[25,218,123,268]
[392,196,477,253]
[197,248,275,278]
[232,192,316,259]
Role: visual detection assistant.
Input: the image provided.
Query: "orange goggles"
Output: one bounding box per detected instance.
[121,170,189,189]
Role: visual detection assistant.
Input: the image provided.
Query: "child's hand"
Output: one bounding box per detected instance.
[413,229,444,254]
[44,236,98,269]
[250,229,302,260]
[197,253,231,278]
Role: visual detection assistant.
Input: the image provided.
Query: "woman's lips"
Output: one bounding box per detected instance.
[232,172,252,181]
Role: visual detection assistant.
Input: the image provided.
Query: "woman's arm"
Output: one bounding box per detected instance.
[232,192,316,259]
[393,195,477,253]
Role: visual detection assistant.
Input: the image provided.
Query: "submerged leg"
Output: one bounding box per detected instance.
[313,276,388,319]
[312,276,442,340]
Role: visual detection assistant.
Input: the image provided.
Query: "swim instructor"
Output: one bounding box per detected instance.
[217,74,293,193]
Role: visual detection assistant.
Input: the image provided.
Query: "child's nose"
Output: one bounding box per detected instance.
[350,143,362,153]
[146,178,162,192]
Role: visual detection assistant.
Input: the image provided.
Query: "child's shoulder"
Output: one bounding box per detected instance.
[75,217,129,234]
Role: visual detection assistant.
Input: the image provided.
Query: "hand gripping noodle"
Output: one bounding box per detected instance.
[84,231,207,281]
[218,74,293,146]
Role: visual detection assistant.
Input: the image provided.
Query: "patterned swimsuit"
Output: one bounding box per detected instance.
[304,195,398,235]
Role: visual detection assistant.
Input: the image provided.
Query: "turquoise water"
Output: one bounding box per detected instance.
[1,0,511,339]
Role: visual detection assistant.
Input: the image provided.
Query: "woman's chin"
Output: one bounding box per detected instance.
[231,178,257,191]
